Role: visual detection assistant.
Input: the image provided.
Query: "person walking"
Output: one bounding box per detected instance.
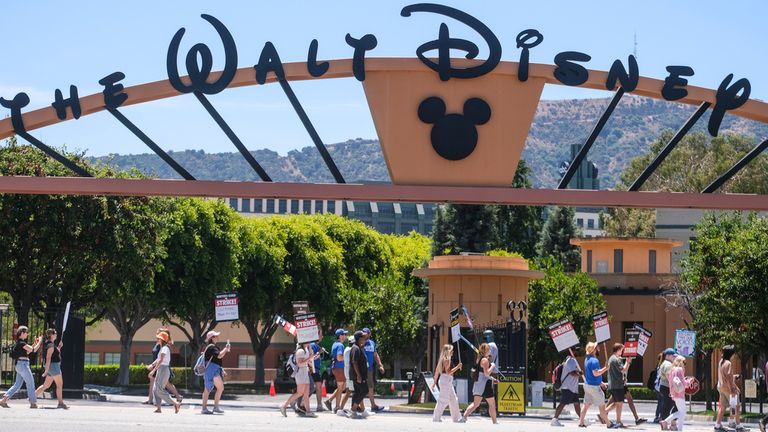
[34,328,68,409]
[461,343,498,424]
[147,330,181,414]
[325,329,348,413]
[350,331,369,419]
[432,344,462,423]
[201,330,230,415]
[661,355,687,432]
[578,342,611,428]
[0,326,42,408]
[715,345,744,431]
[552,348,583,426]
[649,352,665,423]
[336,334,355,416]
[607,343,633,428]
[309,339,326,411]
[362,327,385,412]
[281,342,316,418]
[144,328,182,406]
[658,348,677,425]
[606,359,647,425]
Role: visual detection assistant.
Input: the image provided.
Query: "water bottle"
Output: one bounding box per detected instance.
[226,339,231,350]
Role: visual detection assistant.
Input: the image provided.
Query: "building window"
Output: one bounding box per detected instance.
[104,353,121,365]
[84,352,100,365]
[378,202,395,214]
[596,260,608,273]
[290,200,299,214]
[649,250,657,274]
[327,201,336,214]
[315,200,323,213]
[266,199,275,213]
[135,353,153,366]
[228,198,237,210]
[238,355,256,369]
[587,219,595,229]
[278,199,287,214]
[253,199,263,213]
[614,249,623,273]
[587,250,593,273]
[242,198,251,213]
[378,222,395,234]
[401,204,418,216]
[577,218,584,227]
[302,200,311,214]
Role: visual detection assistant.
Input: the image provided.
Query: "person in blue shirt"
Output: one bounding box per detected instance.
[324,329,348,413]
[362,327,385,412]
[309,336,326,412]
[578,342,612,428]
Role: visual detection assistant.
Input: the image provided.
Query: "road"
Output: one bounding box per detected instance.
[0,394,753,432]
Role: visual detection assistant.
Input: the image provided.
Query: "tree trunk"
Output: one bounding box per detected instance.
[188,326,202,391]
[255,349,266,387]
[14,300,30,327]
[118,334,132,386]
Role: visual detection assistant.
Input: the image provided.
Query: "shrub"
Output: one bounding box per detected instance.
[84,365,192,386]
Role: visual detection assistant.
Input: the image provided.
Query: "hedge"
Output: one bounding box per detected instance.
[546,385,718,402]
[84,365,194,386]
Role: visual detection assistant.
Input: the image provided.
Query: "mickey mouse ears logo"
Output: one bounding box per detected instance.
[418,96,491,161]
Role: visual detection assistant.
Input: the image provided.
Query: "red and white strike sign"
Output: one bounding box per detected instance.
[547,319,580,353]
[295,313,320,344]
[214,293,239,322]
[685,376,700,396]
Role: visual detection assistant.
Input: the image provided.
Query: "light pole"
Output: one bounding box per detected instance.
[0,304,9,386]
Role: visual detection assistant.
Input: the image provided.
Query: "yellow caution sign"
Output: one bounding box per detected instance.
[497,373,525,414]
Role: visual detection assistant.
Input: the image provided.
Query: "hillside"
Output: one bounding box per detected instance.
[93,95,768,189]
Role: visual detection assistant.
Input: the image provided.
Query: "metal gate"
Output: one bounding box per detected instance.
[0,304,63,386]
[472,300,528,372]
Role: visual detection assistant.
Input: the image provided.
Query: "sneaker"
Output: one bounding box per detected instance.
[279,406,287,417]
[360,410,370,418]
[730,422,738,429]
[607,421,616,429]
[336,409,348,417]
[201,408,213,415]
[176,395,183,403]
[212,407,224,414]
[636,418,648,425]
[305,411,318,418]
[458,416,467,423]
[324,399,333,411]
[29,404,38,409]
[372,405,385,412]
[141,400,153,405]
[57,402,69,410]
[579,423,589,428]
[347,410,359,419]
[735,426,748,432]
[551,418,565,427]
[714,425,725,432]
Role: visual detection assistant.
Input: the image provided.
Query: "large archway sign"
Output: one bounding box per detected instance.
[1,4,768,209]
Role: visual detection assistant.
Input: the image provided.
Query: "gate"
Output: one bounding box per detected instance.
[473,300,528,372]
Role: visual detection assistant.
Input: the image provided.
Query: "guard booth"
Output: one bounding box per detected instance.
[413,254,542,410]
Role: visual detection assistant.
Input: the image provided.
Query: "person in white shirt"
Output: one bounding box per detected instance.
[147,330,180,414]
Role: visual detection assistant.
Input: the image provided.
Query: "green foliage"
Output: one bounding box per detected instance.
[528,258,605,378]
[495,160,543,258]
[681,212,768,355]
[83,365,193,386]
[485,249,524,258]
[536,206,581,272]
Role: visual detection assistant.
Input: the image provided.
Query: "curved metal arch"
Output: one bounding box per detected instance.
[2,58,768,140]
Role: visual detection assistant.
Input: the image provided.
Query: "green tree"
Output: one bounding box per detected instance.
[536,206,581,272]
[156,198,241,381]
[237,216,344,386]
[430,205,453,257]
[495,160,543,259]
[527,258,605,378]
[432,204,498,255]
[97,195,171,385]
[0,142,107,326]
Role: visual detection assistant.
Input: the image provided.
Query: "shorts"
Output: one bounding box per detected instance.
[718,389,733,408]
[367,369,376,386]
[610,389,625,403]
[312,372,322,382]
[473,380,494,399]
[204,362,224,392]
[295,367,310,385]
[560,388,579,404]
[584,384,606,406]
[47,361,62,377]
[333,368,346,384]
[352,380,368,405]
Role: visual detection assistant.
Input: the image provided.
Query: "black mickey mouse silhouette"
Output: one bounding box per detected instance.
[418,96,492,161]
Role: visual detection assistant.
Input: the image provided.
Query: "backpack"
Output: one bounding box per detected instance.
[193,344,215,377]
[552,361,565,390]
[284,354,298,378]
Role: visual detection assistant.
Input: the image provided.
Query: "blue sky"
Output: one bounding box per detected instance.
[2,1,767,157]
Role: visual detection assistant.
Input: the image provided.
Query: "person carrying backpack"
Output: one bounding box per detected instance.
[0,326,43,408]
[200,330,230,415]
[280,342,316,418]
[552,347,583,426]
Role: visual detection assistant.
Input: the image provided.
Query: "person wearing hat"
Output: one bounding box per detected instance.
[324,329,349,413]
[578,342,612,428]
[350,330,370,418]
[362,327,385,412]
[147,330,181,414]
[144,328,182,406]
[201,330,230,415]
[658,348,677,426]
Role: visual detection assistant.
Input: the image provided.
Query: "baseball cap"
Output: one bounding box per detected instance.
[354,330,364,340]
[335,328,349,337]
[663,348,676,356]
[362,327,371,334]
[206,330,221,341]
